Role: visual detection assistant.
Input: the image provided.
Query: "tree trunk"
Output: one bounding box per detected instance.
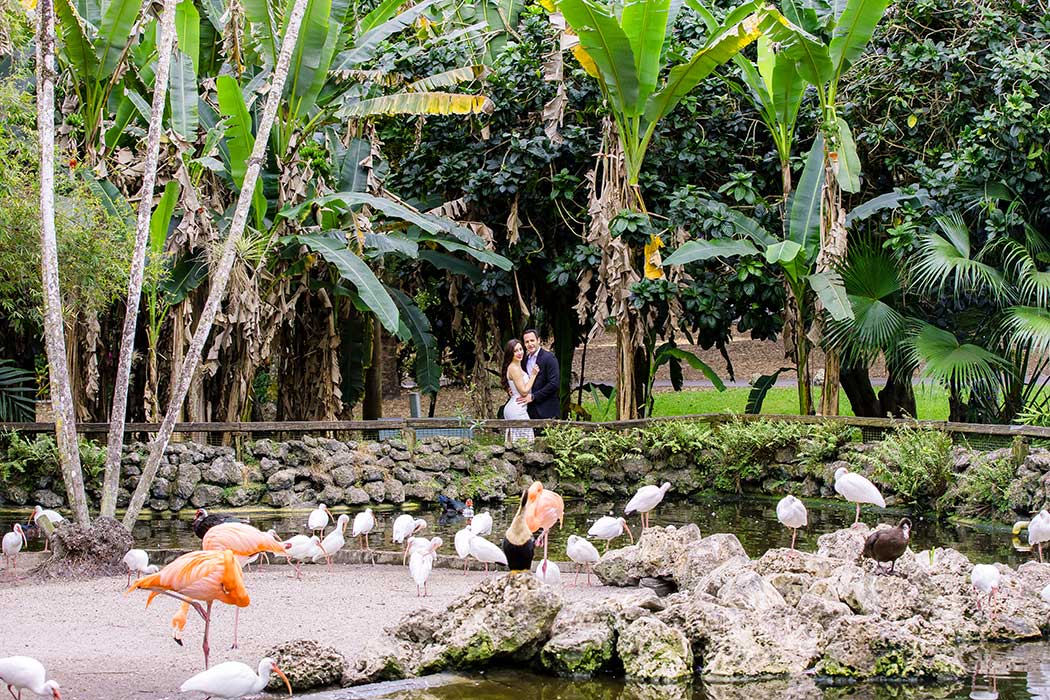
[615,321,637,420]
[818,154,847,416]
[37,0,90,526]
[362,316,382,419]
[840,363,880,416]
[100,0,179,518]
[122,0,311,527]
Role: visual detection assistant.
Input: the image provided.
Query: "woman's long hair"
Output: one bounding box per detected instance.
[502,339,522,395]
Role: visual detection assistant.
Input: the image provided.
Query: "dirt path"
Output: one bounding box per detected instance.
[0,562,627,700]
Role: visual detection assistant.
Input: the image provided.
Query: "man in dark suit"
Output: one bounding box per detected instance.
[519,329,561,419]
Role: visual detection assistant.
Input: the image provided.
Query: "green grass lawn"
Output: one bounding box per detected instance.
[582,386,950,421]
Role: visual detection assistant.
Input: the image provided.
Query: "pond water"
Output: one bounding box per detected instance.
[0,492,1032,567]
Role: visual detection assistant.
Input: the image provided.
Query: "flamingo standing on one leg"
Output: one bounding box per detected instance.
[353,508,376,564]
[524,481,564,576]
[3,524,27,580]
[833,467,885,524]
[624,482,671,529]
[776,495,808,550]
[200,523,291,649]
[314,514,350,572]
[127,549,250,669]
[566,534,600,587]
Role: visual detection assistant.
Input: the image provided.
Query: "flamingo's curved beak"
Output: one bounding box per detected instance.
[623,521,634,544]
[273,664,293,695]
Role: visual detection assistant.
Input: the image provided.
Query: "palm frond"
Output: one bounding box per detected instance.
[825,246,906,365]
[0,360,36,422]
[912,213,1009,301]
[1004,306,1050,356]
[906,323,1008,390]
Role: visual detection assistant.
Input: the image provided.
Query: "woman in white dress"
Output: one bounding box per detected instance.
[502,339,539,444]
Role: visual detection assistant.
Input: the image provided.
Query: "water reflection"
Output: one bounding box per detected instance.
[0,494,1032,566]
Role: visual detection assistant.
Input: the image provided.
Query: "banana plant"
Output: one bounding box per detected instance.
[664,135,853,414]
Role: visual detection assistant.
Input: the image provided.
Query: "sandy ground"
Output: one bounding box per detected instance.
[0,559,629,700]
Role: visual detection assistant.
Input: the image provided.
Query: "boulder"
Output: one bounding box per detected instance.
[404,481,439,502]
[0,484,28,505]
[174,478,198,500]
[190,484,224,508]
[595,525,703,587]
[616,617,693,684]
[30,489,64,509]
[201,456,243,486]
[267,469,297,490]
[151,478,171,500]
[384,478,406,504]
[318,485,344,505]
[672,533,748,590]
[265,639,346,692]
[817,616,965,679]
[363,481,386,502]
[540,603,617,676]
[794,593,853,630]
[331,466,359,488]
[715,570,786,611]
[754,548,844,579]
[225,485,262,507]
[387,573,561,675]
[265,490,296,508]
[816,523,871,562]
[346,487,370,505]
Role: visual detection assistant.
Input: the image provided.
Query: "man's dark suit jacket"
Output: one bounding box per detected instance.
[522,348,561,419]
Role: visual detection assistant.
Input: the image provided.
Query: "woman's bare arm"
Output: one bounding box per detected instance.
[508,364,538,395]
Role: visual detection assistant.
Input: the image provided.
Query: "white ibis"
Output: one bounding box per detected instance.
[454,526,475,574]
[179,657,292,699]
[122,549,159,586]
[625,482,671,529]
[588,516,633,552]
[534,558,561,585]
[468,534,507,572]
[566,535,600,587]
[285,535,324,579]
[971,563,1001,616]
[352,508,376,550]
[833,467,886,524]
[392,514,427,564]
[308,503,332,539]
[776,495,808,549]
[3,523,28,578]
[1028,510,1050,562]
[31,506,64,552]
[470,511,493,536]
[0,657,61,699]
[314,514,349,572]
[408,536,442,596]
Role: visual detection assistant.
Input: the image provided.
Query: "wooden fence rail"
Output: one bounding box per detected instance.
[1,414,1048,439]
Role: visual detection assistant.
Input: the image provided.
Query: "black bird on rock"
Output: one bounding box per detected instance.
[191,508,244,539]
[863,518,912,575]
[501,489,535,573]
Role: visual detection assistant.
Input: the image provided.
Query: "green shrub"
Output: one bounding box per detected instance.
[541,425,642,479]
[0,430,106,488]
[638,420,711,457]
[942,455,1015,519]
[864,427,953,504]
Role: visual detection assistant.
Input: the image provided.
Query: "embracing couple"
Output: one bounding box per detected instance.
[501,329,561,443]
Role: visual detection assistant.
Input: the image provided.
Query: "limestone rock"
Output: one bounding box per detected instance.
[151,478,171,500]
[265,639,346,691]
[318,485,344,505]
[816,523,871,562]
[794,592,853,630]
[715,570,786,611]
[384,478,406,504]
[388,573,561,674]
[225,485,262,507]
[331,466,359,488]
[616,617,693,684]
[201,456,243,485]
[30,489,63,509]
[363,480,386,502]
[345,487,370,505]
[267,469,297,490]
[672,533,748,590]
[190,484,224,508]
[540,602,617,676]
[817,616,965,679]
[595,525,702,587]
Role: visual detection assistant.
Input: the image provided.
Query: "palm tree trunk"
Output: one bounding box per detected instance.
[100,0,179,518]
[818,155,847,416]
[615,321,638,420]
[37,0,89,525]
[362,316,383,419]
[122,0,311,527]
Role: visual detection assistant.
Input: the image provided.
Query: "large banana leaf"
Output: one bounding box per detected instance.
[284,0,342,117]
[828,0,891,79]
[336,0,441,70]
[104,86,139,149]
[417,250,483,282]
[477,0,525,62]
[556,0,640,116]
[95,0,143,78]
[338,92,493,118]
[387,287,441,396]
[149,180,181,255]
[434,239,513,270]
[653,346,725,390]
[787,133,824,265]
[622,0,674,114]
[833,117,861,193]
[175,0,200,70]
[663,237,761,266]
[407,66,489,92]
[216,75,266,228]
[329,136,371,193]
[55,0,98,80]
[354,0,410,36]
[765,239,804,282]
[290,232,400,333]
[242,0,278,65]
[169,49,198,140]
[844,188,930,227]
[807,271,853,321]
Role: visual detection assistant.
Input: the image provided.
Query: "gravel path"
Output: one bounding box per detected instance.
[1,561,626,700]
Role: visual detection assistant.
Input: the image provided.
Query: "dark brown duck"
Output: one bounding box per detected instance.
[863,517,912,574]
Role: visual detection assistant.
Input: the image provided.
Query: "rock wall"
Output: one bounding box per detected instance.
[1,433,1048,522]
